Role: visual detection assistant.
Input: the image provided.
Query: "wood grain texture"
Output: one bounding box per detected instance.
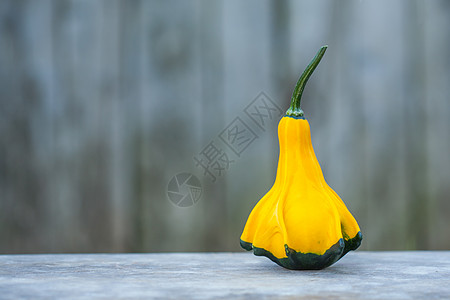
[0,252,449,299]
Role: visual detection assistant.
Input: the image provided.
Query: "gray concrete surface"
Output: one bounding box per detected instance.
[0,251,449,299]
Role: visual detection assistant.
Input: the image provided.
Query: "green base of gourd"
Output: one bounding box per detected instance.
[240,231,362,270]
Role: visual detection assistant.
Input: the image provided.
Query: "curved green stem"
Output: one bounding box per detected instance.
[286,45,328,117]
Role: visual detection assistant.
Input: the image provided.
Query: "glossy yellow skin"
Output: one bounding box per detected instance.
[240,116,361,259]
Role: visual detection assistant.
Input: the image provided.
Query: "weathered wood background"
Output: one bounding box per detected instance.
[1,0,449,253]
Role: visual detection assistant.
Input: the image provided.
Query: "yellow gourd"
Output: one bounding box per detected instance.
[240,46,362,270]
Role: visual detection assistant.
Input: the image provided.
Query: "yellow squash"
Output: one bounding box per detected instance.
[240,46,362,270]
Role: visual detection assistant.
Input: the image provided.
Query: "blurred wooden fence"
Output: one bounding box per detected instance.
[0,0,449,253]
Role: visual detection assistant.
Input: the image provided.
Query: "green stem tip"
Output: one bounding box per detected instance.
[286,45,328,117]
